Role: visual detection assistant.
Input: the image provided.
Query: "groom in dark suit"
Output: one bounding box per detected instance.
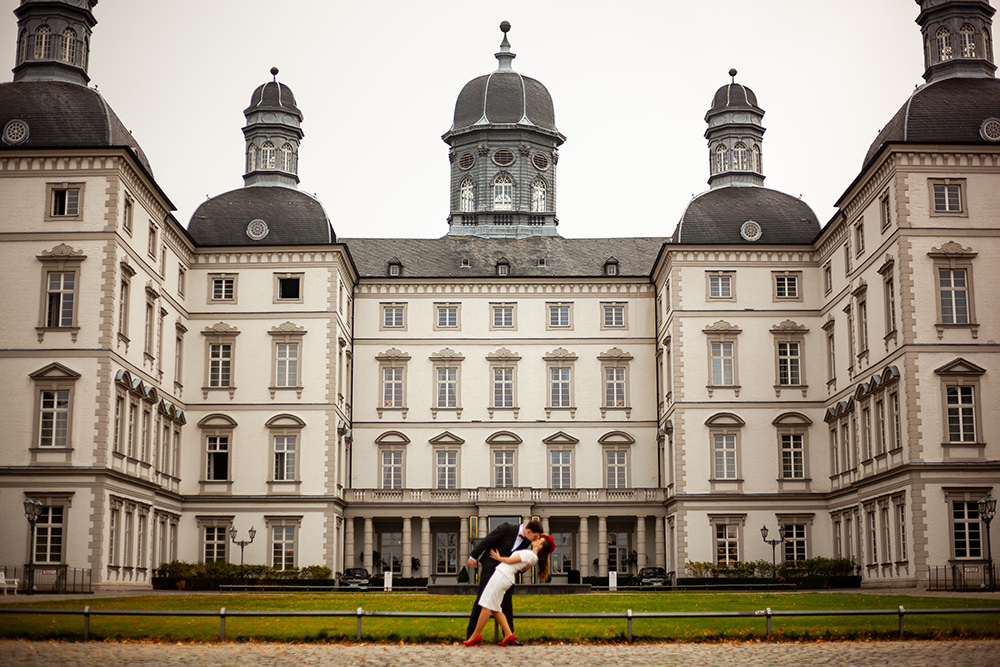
[465,519,544,641]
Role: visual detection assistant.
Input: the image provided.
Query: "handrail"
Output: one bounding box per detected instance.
[0,605,997,642]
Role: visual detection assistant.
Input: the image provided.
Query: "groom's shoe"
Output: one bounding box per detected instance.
[512,639,524,646]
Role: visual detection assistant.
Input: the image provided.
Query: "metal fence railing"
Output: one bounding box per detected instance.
[0,605,997,642]
[1,566,92,594]
[928,565,997,591]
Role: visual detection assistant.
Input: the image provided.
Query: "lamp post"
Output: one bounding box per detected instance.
[23,498,44,596]
[978,494,996,592]
[230,526,256,579]
[761,524,787,580]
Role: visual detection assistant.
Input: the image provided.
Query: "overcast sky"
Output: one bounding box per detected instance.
[3,0,945,238]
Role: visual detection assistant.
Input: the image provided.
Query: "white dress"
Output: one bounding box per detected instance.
[478,550,537,612]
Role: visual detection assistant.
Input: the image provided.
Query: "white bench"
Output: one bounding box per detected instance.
[0,572,18,595]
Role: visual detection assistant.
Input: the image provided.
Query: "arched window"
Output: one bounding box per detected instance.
[960,24,976,58]
[493,173,513,211]
[985,28,992,60]
[714,144,728,174]
[460,177,474,212]
[34,25,52,60]
[531,178,546,212]
[936,26,953,62]
[751,144,761,173]
[246,145,256,172]
[61,28,77,65]
[261,141,276,169]
[281,144,295,173]
[17,29,27,64]
[732,142,748,170]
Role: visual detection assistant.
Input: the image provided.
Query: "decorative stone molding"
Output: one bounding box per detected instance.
[486,347,521,361]
[376,347,411,361]
[770,320,809,333]
[543,347,578,361]
[39,243,85,258]
[270,321,306,334]
[429,348,465,361]
[202,322,240,334]
[702,320,742,333]
[598,347,634,361]
[927,241,976,258]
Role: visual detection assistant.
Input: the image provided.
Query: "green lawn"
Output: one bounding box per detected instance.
[1,592,998,643]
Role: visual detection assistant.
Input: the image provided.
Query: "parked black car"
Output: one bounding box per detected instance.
[340,567,370,588]
[637,566,668,587]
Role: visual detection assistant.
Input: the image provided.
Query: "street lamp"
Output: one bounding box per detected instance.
[978,494,996,592]
[761,524,787,580]
[23,498,44,596]
[230,526,256,575]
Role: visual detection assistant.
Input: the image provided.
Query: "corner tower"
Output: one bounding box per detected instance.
[442,22,566,238]
[12,0,98,85]
[243,67,304,188]
[916,0,996,83]
[705,69,765,189]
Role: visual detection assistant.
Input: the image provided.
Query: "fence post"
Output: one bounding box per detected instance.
[766,607,773,639]
[219,607,226,642]
[356,607,363,641]
[898,605,905,639]
[627,608,633,642]
[83,605,90,641]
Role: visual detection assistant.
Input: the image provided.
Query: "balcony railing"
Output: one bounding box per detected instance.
[347,487,666,504]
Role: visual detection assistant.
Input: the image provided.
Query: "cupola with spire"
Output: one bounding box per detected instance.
[12,0,97,86]
[705,69,765,189]
[916,0,996,83]
[242,67,304,188]
[443,22,566,238]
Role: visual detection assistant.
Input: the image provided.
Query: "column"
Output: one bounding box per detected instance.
[460,516,469,575]
[421,517,431,580]
[542,516,550,534]
[598,516,607,575]
[402,517,412,577]
[344,517,355,569]
[363,517,373,570]
[579,516,589,577]
[655,515,665,569]
[637,516,647,570]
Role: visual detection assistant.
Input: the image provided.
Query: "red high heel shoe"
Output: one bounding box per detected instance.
[499,633,517,647]
[462,636,482,646]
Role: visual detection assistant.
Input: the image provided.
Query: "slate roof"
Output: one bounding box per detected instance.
[187,186,334,246]
[707,82,761,115]
[863,77,1000,167]
[341,235,668,279]
[244,80,302,118]
[0,80,153,173]
[674,186,819,244]
[450,71,560,136]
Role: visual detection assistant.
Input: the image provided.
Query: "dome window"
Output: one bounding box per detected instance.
[34,25,52,60]
[936,26,953,62]
[460,178,475,212]
[246,219,269,241]
[493,173,513,211]
[733,143,748,170]
[531,178,546,213]
[532,153,549,170]
[493,149,515,166]
[714,144,728,174]
[61,28,78,65]
[17,30,27,65]
[981,118,1000,142]
[247,145,256,172]
[279,143,294,172]
[740,220,763,242]
[751,144,761,173]
[3,120,29,146]
[459,153,475,169]
[960,24,976,58]
[261,141,276,169]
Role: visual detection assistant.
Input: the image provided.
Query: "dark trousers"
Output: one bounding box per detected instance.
[466,567,514,638]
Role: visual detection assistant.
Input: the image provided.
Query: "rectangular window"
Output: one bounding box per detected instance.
[711,342,734,386]
[211,276,235,301]
[777,342,801,385]
[549,367,571,407]
[867,508,878,564]
[45,272,76,327]
[118,279,130,337]
[884,276,897,333]
[889,391,902,450]
[880,506,892,563]
[276,275,301,301]
[436,367,457,408]
[774,273,799,299]
[436,450,457,489]
[857,300,869,352]
[826,330,836,382]
[382,305,404,328]
[382,367,403,407]
[273,435,296,481]
[51,187,81,217]
[861,405,872,460]
[713,434,737,479]
[551,533,573,574]
[946,385,976,442]
[272,525,296,570]
[897,502,908,561]
[206,436,229,481]
[708,274,733,299]
[604,367,626,407]
[781,434,804,479]
[715,524,738,565]
[602,304,625,328]
[606,450,627,488]
[548,304,571,328]
[147,223,158,257]
[126,402,137,458]
[204,526,227,563]
[953,501,982,558]
[933,183,962,213]
[854,219,865,256]
[880,192,892,229]
[435,533,458,575]
[177,266,186,296]
[938,269,970,324]
[209,343,232,387]
[379,532,402,574]
[436,304,459,329]
[381,450,402,489]
[875,397,887,455]
[34,506,64,564]
[493,450,515,488]
[123,197,133,232]
[493,367,513,408]
[144,301,155,355]
[491,304,514,329]
[550,450,572,489]
[113,395,124,454]
[275,342,299,387]
[782,524,807,561]
[823,264,833,295]
[38,389,70,448]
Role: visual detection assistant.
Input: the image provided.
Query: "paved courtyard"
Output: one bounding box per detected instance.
[2,639,999,667]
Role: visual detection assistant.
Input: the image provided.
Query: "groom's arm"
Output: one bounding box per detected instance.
[468,523,513,564]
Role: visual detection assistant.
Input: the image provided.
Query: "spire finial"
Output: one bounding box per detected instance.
[729,68,738,83]
[495,21,516,72]
[270,66,279,81]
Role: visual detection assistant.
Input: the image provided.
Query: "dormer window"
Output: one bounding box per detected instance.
[604,259,619,276]
[496,260,510,276]
[388,262,402,277]
[537,259,546,267]
[936,26,953,62]
[460,258,470,268]
[960,24,976,58]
